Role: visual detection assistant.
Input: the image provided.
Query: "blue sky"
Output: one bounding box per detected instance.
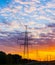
[0,0,55,46]
[0,0,12,8]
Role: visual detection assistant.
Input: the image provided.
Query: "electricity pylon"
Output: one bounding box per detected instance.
[23,25,29,58]
[17,20,38,59]
[17,25,32,59]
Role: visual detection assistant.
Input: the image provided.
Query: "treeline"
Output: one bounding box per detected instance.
[0,51,55,65]
[0,51,33,64]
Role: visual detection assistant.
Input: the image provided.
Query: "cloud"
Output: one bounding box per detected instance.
[0,0,55,46]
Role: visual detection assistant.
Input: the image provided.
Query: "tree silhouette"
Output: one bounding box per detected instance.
[7,54,13,64]
[7,54,22,64]
[0,51,55,65]
[0,51,7,64]
[11,54,22,64]
[0,51,22,64]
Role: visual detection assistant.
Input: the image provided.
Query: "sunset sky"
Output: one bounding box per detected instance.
[0,0,55,61]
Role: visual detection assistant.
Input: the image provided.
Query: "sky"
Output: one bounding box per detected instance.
[0,0,55,61]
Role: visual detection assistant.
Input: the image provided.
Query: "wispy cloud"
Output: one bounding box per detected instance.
[0,0,55,46]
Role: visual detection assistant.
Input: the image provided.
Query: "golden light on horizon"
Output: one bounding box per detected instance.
[0,44,55,61]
